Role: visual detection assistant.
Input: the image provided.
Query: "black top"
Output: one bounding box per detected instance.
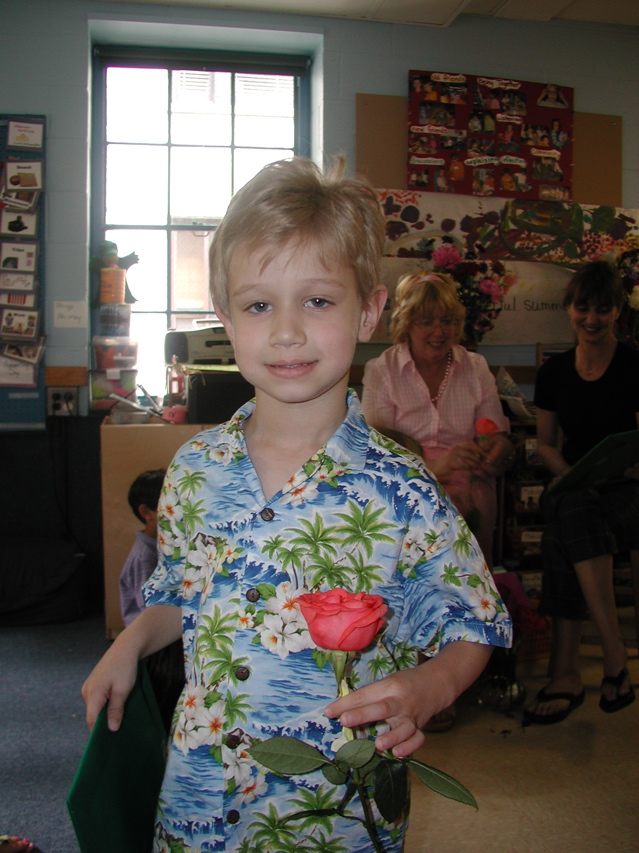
[534,343,639,465]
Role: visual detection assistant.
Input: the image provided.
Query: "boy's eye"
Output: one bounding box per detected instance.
[305,297,331,309]
[248,302,270,314]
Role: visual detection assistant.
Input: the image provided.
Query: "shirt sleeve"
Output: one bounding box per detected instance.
[143,466,186,608]
[361,356,399,430]
[393,477,513,654]
[472,354,510,432]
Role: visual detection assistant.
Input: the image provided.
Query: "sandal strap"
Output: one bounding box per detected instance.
[601,667,629,689]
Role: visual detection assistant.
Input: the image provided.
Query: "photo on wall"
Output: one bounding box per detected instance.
[407,70,574,200]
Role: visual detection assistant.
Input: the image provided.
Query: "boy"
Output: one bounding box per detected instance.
[83,157,511,853]
[119,469,165,626]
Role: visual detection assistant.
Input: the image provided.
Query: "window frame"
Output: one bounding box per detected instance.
[90,45,311,360]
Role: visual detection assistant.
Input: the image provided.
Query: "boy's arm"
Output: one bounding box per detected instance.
[82,603,182,733]
[324,640,493,758]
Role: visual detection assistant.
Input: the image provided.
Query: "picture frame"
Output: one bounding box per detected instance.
[0,242,38,272]
[0,271,35,292]
[4,160,43,191]
[0,210,37,238]
[0,307,40,341]
[1,336,45,365]
[7,118,45,151]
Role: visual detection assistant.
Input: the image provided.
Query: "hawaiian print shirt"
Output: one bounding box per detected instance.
[144,391,512,853]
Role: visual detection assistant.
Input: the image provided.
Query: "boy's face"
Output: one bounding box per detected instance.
[216,239,385,409]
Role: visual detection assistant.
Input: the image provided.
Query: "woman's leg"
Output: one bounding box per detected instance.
[525,617,583,718]
[573,554,631,702]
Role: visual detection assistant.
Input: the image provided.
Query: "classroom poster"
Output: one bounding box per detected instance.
[407,71,574,201]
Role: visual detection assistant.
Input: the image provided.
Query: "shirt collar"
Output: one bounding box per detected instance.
[221,389,370,477]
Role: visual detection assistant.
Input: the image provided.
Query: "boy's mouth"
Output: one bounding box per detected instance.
[266,360,317,376]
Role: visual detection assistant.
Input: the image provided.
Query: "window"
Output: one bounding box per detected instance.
[91,47,310,397]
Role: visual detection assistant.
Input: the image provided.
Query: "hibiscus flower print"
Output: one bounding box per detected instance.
[468,587,497,621]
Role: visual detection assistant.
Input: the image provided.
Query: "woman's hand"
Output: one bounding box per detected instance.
[430,442,486,478]
[624,463,639,480]
[477,433,515,475]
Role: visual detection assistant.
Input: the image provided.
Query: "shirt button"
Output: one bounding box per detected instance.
[227,809,240,824]
[225,734,241,750]
[260,507,275,521]
[246,587,261,603]
[235,665,250,681]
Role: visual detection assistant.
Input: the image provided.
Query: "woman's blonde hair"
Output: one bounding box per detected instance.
[209,156,385,315]
[390,272,465,344]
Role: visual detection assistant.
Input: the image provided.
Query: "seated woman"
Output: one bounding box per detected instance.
[362,272,514,568]
[524,260,638,725]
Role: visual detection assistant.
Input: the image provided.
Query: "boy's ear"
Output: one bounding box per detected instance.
[213,302,235,344]
[358,286,388,343]
[138,503,154,522]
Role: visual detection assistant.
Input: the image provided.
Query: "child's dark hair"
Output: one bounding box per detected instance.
[127,469,165,522]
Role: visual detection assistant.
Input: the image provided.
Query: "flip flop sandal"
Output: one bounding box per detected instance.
[599,668,636,713]
[522,687,585,726]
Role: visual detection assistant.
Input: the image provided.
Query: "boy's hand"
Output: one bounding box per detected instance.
[325,666,434,757]
[81,643,138,732]
[324,641,493,758]
[81,604,182,732]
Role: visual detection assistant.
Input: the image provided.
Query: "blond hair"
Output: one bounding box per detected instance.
[390,272,465,344]
[209,156,385,314]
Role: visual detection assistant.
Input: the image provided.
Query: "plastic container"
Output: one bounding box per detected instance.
[99,303,131,337]
[90,369,138,410]
[100,268,126,303]
[93,336,138,369]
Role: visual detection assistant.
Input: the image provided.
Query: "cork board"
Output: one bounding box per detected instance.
[572,112,622,207]
[356,93,622,207]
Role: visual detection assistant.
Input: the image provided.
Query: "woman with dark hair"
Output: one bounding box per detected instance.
[524,260,639,724]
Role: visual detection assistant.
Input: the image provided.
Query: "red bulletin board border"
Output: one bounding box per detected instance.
[407,71,574,202]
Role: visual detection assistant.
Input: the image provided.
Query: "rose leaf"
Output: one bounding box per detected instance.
[334,738,376,768]
[373,758,409,823]
[408,759,478,809]
[248,736,329,774]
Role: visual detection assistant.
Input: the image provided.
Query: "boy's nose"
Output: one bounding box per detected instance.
[269,306,306,345]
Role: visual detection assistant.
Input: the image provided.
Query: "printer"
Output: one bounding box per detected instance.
[164,326,235,365]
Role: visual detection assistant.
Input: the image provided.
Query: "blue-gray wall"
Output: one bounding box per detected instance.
[2,1,638,376]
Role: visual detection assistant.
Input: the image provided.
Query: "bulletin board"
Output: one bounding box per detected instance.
[356,94,622,209]
[0,115,46,430]
[406,71,574,201]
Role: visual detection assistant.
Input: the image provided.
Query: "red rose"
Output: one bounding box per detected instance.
[297,588,387,652]
[475,418,500,437]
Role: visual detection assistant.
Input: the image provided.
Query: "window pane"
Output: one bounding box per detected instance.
[106,68,168,144]
[235,74,295,118]
[129,312,169,399]
[235,115,294,148]
[107,229,168,312]
[171,230,215,312]
[106,144,168,225]
[171,70,232,145]
[170,146,232,223]
[234,148,293,194]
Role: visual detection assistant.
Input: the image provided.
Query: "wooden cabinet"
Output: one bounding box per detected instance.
[100,421,213,639]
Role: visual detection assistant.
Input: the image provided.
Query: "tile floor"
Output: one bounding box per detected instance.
[405,612,638,853]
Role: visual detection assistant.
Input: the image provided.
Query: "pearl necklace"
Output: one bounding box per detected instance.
[430,349,453,405]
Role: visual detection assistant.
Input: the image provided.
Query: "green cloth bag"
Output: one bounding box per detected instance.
[67,662,167,853]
